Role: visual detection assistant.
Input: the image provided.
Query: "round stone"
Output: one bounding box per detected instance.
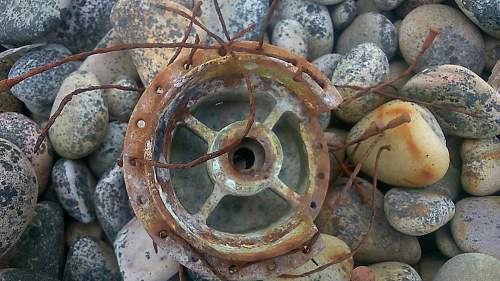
[95,165,134,241]
[384,188,455,236]
[0,138,38,257]
[64,236,121,281]
[455,0,500,39]
[485,35,500,71]
[331,0,357,30]
[388,60,410,91]
[346,100,450,187]
[88,121,127,177]
[0,0,70,45]
[103,76,139,122]
[373,0,405,11]
[311,53,343,79]
[0,269,59,281]
[433,253,500,281]
[451,196,500,259]
[0,112,53,195]
[435,225,463,258]
[272,19,308,58]
[369,262,422,281]
[461,138,500,196]
[400,64,500,138]
[399,4,485,74]
[332,43,389,123]
[8,44,78,117]
[336,13,397,59]
[65,220,103,248]
[395,0,443,18]
[51,159,96,223]
[49,70,108,159]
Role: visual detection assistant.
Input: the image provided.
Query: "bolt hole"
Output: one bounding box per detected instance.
[317,172,325,180]
[228,265,237,274]
[183,63,190,70]
[156,87,164,95]
[310,201,317,209]
[190,256,199,263]
[232,147,255,170]
[137,119,145,128]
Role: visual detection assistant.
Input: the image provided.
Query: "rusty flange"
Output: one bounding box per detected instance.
[123,42,342,280]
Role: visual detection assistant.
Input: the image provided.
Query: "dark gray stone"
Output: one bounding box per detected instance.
[455,0,500,39]
[331,0,357,30]
[0,269,59,281]
[88,121,127,177]
[311,53,343,79]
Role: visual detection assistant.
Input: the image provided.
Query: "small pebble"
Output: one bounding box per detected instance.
[331,0,357,30]
[103,76,140,122]
[351,266,375,281]
[421,165,461,201]
[311,53,343,79]
[369,262,422,281]
[388,60,410,91]
[88,121,127,177]
[373,0,406,11]
[485,35,500,71]
[455,0,500,39]
[435,225,463,258]
[0,269,59,281]
[356,0,381,14]
[417,254,446,281]
[395,0,443,17]
[0,92,23,113]
[272,19,308,58]
[65,220,103,248]
[432,253,500,281]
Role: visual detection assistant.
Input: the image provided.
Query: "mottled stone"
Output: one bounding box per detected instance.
[8,44,78,117]
[103,75,139,121]
[317,177,422,264]
[311,53,343,79]
[356,0,381,14]
[346,100,449,187]
[65,220,103,248]
[485,35,500,71]
[0,138,37,257]
[324,128,347,182]
[388,60,410,91]
[64,236,121,281]
[417,254,446,281]
[451,196,500,259]
[273,0,334,60]
[52,159,96,223]
[373,0,405,11]
[332,43,389,123]
[384,188,455,236]
[114,218,179,281]
[49,70,109,159]
[269,234,353,281]
[272,19,308,58]
[369,262,422,281]
[400,64,500,138]
[395,0,443,18]
[0,0,70,45]
[95,165,133,241]
[455,0,500,39]
[336,13,397,59]
[331,0,357,30]
[433,253,500,281]
[88,121,127,176]
[0,269,59,281]
[488,61,500,89]
[399,5,485,74]
[435,224,463,258]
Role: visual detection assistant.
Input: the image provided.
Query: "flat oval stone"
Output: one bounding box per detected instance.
[0,269,59,281]
[0,138,38,257]
[65,220,103,248]
[114,218,179,281]
[346,100,449,187]
[373,0,405,11]
[336,13,397,59]
[8,44,78,117]
[369,262,422,281]
[0,0,70,45]
[451,196,500,259]
[51,159,96,223]
[0,112,53,195]
[400,64,500,138]
[332,43,388,123]
[399,4,485,74]
[384,188,455,236]
[272,19,308,58]
[317,177,421,264]
[103,76,139,122]
[95,165,134,241]
[274,0,334,60]
[455,0,500,39]
[49,70,108,159]
[433,253,500,281]
[64,236,121,281]
[460,138,500,196]
[311,53,343,79]
[331,0,357,30]
[435,224,463,258]
[88,121,127,177]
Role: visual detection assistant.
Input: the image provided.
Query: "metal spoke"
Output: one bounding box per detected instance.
[263,104,285,129]
[269,178,301,207]
[183,114,217,143]
[196,184,226,221]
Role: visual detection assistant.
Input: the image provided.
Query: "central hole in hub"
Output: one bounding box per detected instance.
[230,138,265,172]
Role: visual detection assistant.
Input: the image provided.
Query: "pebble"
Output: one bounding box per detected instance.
[88,121,127,176]
[52,158,96,223]
[399,4,485,74]
[268,234,353,281]
[451,196,500,259]
[417,254,446,281]
[384,188,455,236]
[63,236,121,281]
[272,19,308,58]
[114,218,179,281]
[8,44,79,117]
[356,0,381,14]
[346,100,449,187]
[369,262,422,281]
[0,92,23,113]
[395,0,443,18]
[435,225,463,258]
[0,269,59,281]
[0,138,38,257]
[422,165,461,201]
[103,76,139,122]
[373,0,405,11]
[485,35,500,71]
[95,164,134,241]
[311,53,343,79]
[460,138,500,196]
[332,43,388,123]
[324,128,347,182]
[317,177,422,264]
[336,13,397,59]
[432,253,500,281]
[65,220,103,248]
[455,0,500,39]
[331,0,357,30]
[0,0,71,45]
[400,64,500,138]
[273,0,334,60]
[1,202,64,277]
[388,60,410,91]
[351,266,375,281]
[49,70,109,159]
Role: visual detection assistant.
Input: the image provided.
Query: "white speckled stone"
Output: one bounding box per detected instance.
[272,19,308,58]
[331,0,357,30]
[311,53,343,79]
[103,76,139,122]
[88,121,127,177]
[455,0,500,39]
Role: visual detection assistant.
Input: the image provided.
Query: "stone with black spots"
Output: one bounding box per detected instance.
[331,0,357,30]
[103,75,140,122]
[272,19,308,58]
[0,269,59,281]
[312,53,342,79]
[455,0,500,39]
[88,121,127,177]
[65,220,103,248]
